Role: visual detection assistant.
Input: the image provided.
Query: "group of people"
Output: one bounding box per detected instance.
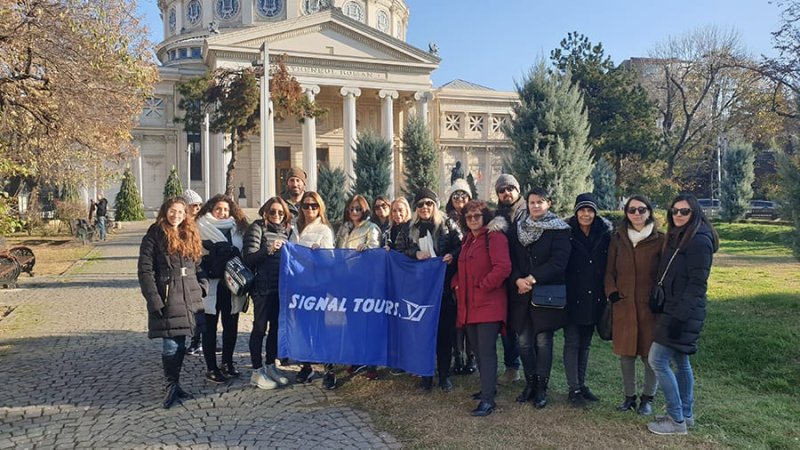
[137,168,717,435]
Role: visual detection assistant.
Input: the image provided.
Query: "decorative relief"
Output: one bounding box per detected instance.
[303,0,330,14]
[142,97,165,119]
[444,113,460,132]
[376,10,389,33]
[215,0,240,20]
[491,115,508,134]
[186,0,202,25]
[343,1,365,22]
[468,114,484,133]
[256,0,283,18]
[168,7,177,34]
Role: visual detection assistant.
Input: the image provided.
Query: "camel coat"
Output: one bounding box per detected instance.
[604,225,665,357]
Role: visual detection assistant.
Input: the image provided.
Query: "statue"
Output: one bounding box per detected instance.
[428,41,439,56]
[450,161,464,184]
[208,21,220,34]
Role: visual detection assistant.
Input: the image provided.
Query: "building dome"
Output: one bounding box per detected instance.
[157,0,410,65]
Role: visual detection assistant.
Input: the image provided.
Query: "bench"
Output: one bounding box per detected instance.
[0,246,35,289]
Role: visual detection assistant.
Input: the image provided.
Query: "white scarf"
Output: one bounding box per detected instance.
[627,222,654,248]
[195,213,245,314]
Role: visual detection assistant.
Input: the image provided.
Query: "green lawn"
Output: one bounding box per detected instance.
[337,224,800,448]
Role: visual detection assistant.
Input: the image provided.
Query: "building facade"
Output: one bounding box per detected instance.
[132,0,516,208]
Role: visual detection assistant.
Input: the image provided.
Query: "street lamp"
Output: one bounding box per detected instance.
[252,42,275,203]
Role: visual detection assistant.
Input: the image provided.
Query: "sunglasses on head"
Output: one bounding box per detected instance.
[671,207,692,216]
[267,209,285,217]
[349,206,363,213]
[301,203,319,210]
[451,192,469,201]
[416,200,435,208]
[627,206,648,215]
[496,186,516,194]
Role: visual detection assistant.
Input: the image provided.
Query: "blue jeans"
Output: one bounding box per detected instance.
[648,342,694,422]
[162,336,186,357]
[96,216,107,241]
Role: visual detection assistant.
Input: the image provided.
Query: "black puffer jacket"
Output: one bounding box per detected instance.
[243,219,293,296]
[566,216,611,326]
[653,224,715,354]
[138,224,208,339]
[387,222,412,254]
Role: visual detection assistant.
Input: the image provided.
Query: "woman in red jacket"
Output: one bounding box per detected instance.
[452,200,512,417]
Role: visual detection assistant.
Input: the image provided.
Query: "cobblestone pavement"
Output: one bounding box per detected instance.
[0,222,400,449]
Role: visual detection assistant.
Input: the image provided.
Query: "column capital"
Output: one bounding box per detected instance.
[379,89,399,100]
[301,84,321,95]
[414,91,433,102]
[340,86,362,97]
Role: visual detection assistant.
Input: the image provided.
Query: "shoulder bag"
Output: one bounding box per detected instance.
[531,284,567,309]
[596,301,613,340]
[224,256,255,297]
[649,249,679,314]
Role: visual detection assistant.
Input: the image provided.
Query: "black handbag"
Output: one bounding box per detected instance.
[530,284,567,309]
[649,249,679,314]
[596,301,613,341]
[224,256,255,296]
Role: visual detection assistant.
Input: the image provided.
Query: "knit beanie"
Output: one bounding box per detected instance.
[287,167,307,183]
[181,189,203,205]
[494,174,520,192]
[413,187,439,206]
[446,178,472,201]
[574,192,598,215]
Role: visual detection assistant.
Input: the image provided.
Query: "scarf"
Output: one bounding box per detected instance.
[517,210,569,246]
[197,213,237,244]
[627,222,654,248]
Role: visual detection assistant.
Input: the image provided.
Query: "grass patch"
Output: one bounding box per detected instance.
[4,236,94,276]
[336,226,800,448]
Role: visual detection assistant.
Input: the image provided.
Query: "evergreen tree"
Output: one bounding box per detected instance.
[318,165,347,228]
[776,152,800,260]
[163,167,183,201]
[114,168,145,221]
[402,116,438,201]
[351,131,391,203]
[503,60,594,215]
[592,157,617,210]
[720,141,755,222]
[466,172,479,200]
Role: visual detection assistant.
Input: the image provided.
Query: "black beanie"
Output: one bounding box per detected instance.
[574,192,599,215]
[413,188,438,206]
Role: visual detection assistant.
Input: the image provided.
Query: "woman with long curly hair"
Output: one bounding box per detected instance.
[196,194,250,383]
[138,197,208,408]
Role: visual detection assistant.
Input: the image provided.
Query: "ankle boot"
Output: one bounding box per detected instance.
[465,354,477,374]
[452,352,466,375]
[637,394,654,416]
[439,374,453,393]
[418,376,433,391]
[617,395,637,412]
[533,376,549,409]
[516,373,536,403]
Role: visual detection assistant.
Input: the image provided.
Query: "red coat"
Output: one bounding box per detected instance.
[452,227,512,328]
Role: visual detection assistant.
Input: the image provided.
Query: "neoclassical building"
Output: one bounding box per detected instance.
[132,0,517,208]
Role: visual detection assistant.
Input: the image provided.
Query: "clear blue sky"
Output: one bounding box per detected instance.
[137,0,782,91]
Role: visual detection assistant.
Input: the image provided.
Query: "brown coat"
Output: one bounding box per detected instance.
[604,225,665,357]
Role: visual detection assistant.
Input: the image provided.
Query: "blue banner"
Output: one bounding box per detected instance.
[278,242,446,376]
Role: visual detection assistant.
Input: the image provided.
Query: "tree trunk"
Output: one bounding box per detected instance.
[224,132,238,197]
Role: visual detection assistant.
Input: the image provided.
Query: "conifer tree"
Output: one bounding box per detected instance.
[776,153,800,260]
[318,165,347,228]
[720,141,755,222]
[351,131,391,203]
[114,168,145,221]
[504,60,594,215]
[466,172,479,200]
[402,117,438,200]
[163,167,183,201]
[592,157,617,210]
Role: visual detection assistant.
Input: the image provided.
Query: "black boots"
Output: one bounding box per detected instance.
[418,376,433,391]
[516,373,536,403]
[452,351,467,375]
[568,389,587,407]
[439,373,453,392]
[533,376,549,409]
[617,395,637,412]
[637,395,654,415]
[162,349,185,409]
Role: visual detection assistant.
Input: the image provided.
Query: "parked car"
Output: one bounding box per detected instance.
[745,200,780,220]
[698,198,721,218]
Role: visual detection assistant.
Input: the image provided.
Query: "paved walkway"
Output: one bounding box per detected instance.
[0,222,400,449]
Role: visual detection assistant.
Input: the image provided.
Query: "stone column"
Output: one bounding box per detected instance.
[414,91,433,125]
[302,84,321,191]
[259,42,276,204]
[340,86,361,186]
[379,89,398,196]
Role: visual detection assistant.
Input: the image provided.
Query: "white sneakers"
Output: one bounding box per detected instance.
[250,367,277,390]
[250,363,290,390]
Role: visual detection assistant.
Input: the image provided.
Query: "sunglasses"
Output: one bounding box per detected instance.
[451,192,469,201]
[349,206,363,213]
[496,186,516,194]
[301,203,319,210]
[375,203,389,209]
[465,213,483,221]
[627,206,649,215]
[416,200,435,208]
[671,207,692,216]
[267,209,285,217]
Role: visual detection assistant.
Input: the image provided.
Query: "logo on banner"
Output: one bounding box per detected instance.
[400,299,433,322]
